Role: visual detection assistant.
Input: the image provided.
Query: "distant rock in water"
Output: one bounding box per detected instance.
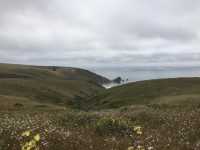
[102,77,129,89]
[112,77,122,84]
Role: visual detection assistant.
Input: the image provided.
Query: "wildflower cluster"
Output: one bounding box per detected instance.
[0,107,199,150]
[21,130,40,150]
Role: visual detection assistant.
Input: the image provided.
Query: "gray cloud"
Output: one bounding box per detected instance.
[0,0,200,69]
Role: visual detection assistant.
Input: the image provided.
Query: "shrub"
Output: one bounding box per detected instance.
[95,117,130,136]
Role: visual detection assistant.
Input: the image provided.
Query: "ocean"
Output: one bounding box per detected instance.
[91,66,200,82]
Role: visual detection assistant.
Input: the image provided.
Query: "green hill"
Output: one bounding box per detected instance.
[2,63,200,110]
[88,77,200,109]
[0,63,110,110]
[1,64,200,150]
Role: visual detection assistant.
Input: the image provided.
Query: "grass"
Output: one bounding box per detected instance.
[0,63,109,109]
[0,95,65,111]
[0,106,200,150]
[88,78,200,109]
[0,63,200,149]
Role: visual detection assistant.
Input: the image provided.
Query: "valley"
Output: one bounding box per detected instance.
[0,63,200,150]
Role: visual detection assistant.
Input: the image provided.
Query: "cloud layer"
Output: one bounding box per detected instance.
[0,0,200,68]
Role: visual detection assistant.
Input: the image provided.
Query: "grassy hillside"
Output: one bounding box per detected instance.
[0,63,109,110]
[0,64,200,150]
[88,77,200,109]
[0,63,110,84]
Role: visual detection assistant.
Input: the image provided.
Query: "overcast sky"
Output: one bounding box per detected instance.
[0,0,200,69]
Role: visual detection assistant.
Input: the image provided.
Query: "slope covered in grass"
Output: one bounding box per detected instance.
[0,63,110,110]
[1,63,200,150]
[88,77,200,109]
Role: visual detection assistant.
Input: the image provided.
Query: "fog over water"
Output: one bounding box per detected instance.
[91,66,200,82]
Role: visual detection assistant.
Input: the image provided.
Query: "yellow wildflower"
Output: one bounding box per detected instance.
[127,146,134,150]
[34,134,40,142]
[22,131,30,137]
[133,126,143,135]
[136,145,145,150]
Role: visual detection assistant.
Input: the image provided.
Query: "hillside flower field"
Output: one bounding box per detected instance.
[0,105,200,150]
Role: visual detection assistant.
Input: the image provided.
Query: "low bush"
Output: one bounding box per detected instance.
[95,117,131,136]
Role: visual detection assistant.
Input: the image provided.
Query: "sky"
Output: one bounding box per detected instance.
[0,0,200,71]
